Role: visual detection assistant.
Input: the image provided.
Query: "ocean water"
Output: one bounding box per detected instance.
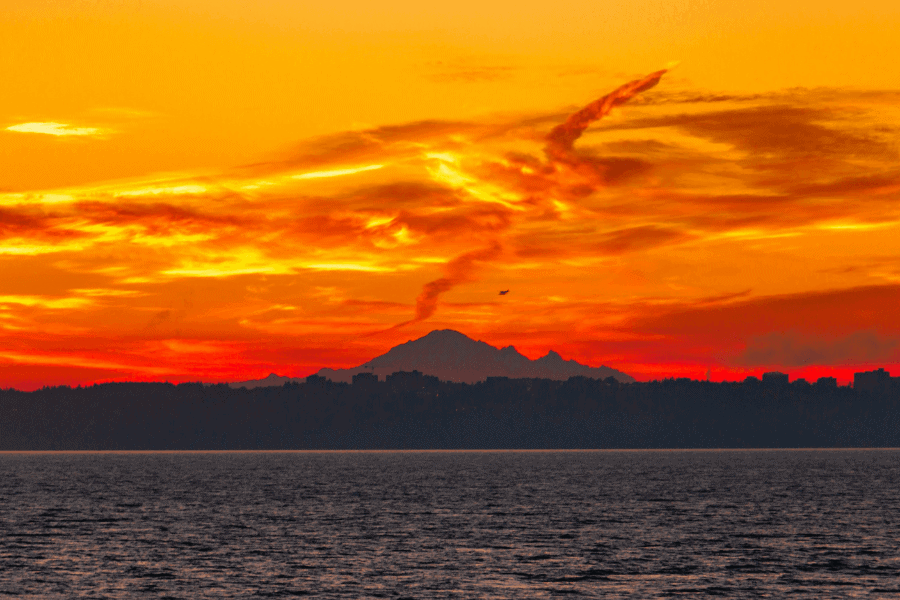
[1,450,898,598]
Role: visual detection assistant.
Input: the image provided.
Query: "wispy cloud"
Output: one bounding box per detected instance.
[0,295,93,310]
[427,64,517,83]
[0,350,170,375]
[546,69,667,162]
[412,242,503,323]
[739,330,900,367]
[292,164,385,180]
[6,122,110,137]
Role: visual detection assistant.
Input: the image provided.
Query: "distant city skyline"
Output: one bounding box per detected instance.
[5,364,898,450]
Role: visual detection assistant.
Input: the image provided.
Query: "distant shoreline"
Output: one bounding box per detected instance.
[3,447,900,454]
[3,374,899,451]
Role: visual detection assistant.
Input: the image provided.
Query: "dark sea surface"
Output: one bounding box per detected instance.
[1,450,898,599]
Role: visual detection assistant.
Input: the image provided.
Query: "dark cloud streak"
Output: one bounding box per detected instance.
[413,243,503,322]
[739,330,900,366]
[545,69,667,162]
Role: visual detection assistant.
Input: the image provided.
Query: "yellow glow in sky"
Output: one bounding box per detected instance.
[293,165,385,180]
[7,122,107,136]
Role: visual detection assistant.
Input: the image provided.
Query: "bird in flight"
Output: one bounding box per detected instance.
[499,290,509,295]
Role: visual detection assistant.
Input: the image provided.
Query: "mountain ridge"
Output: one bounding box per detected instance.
[318,329,634,385]
[231,329,633,388]
[228,372,306,390]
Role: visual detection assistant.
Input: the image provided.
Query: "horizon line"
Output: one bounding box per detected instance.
[3,448,899,454]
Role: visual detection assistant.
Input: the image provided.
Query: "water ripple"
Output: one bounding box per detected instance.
[0,450,898,598]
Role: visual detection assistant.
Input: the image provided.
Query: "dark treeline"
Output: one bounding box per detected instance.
[1,372,899,450]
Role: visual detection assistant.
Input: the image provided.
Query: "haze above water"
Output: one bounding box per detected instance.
[2,450,898,598]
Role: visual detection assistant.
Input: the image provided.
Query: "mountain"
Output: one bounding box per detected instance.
[315,329,634,384]
[229,373,306,389]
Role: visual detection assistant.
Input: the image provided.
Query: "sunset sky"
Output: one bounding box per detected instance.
[2,0,900,390]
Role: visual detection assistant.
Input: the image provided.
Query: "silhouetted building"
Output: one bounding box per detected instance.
[386,370,440,389]
[352,372,379,386]
[854,368,891,392]
[816,376,837,388]
[762,372,789,387]
[5,371,900,451]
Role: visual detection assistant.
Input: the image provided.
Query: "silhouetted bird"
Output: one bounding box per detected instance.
[499,290,509,295]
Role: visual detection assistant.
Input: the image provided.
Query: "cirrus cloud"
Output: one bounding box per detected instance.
[6,122,111,137]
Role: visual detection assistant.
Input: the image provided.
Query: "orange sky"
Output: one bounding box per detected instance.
[2,0,900,390]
